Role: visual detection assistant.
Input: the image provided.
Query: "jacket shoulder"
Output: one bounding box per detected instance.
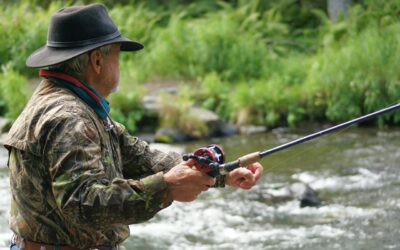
[4,79,100,155]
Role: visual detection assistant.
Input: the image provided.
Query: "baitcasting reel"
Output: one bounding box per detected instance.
[182,144,225,177]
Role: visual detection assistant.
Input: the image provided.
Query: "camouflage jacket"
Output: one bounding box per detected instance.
[4,79,181,248]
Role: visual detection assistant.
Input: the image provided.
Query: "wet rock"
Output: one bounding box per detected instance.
[188,107,220,136]
[143,86,180,114]
[239,125,267,134]
[271,127,291,134]
[190,106,219,125]
[253,182,321,208]
[215,121,238,137]
[154,107,238,142]
[142,94,159,114]
[142,86,179,131]
[288,183,321,208]
[188,107,238,138]
[154,127,188,143]
[142,83,239,141]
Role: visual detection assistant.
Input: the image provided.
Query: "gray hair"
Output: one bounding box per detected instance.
[48,45,111,79]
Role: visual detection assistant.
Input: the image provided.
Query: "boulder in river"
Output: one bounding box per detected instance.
[289,182,322,208]
[252,182,321,208]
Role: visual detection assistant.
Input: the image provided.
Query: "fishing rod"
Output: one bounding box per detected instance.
[183,102,400,177]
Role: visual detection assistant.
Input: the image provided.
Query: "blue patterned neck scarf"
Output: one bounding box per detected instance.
[39,69,110,119]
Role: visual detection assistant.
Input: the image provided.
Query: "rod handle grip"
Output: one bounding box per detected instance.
[238,151,261,167]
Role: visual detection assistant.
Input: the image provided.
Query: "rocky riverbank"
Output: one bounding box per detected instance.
[140,83,268,143]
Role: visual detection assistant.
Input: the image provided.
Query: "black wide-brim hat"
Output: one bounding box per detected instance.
[26,3,143,68]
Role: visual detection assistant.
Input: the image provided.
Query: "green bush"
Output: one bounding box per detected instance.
[0,65,29,120]
[109,92,144,134]
[0,2,58,77]
[2,0,400,131]
[306,22,400,124]
[138,7,269,82]
[110,4,162,48]
[198,72,231,119]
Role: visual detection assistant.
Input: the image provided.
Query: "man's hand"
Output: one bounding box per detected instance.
[225,162,263,189]
[164,160,216,202]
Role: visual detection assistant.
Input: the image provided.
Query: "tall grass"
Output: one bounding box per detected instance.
[0,2,60,77]
[226,55,310,127]
[158,86,209,139]
[1,0,400,133]
[306,23,400,123]
[197,72,231,119]
[0,66,29,120]
[137,5,270,83]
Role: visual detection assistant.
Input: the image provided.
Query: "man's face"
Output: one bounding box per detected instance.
[101,43,121,94]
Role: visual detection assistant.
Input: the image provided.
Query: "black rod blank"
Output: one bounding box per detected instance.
[259,102,400,158]
[217,102,400,175]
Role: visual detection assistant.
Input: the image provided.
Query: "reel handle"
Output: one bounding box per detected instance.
[182,144,225,177]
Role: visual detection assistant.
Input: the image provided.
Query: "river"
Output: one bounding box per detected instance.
[0,127,399,250]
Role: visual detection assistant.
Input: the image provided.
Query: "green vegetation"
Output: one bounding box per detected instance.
[0,66,29,120]
[159,87,209,138]
[1,0,400,133]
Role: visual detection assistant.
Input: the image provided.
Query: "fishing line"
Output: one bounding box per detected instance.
[261,100,400,173]
[260,125,353,174]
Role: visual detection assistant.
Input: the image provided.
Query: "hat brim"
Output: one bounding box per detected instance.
[26,36,143,68]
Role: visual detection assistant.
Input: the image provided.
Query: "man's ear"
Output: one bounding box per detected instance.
[89,49,103,75]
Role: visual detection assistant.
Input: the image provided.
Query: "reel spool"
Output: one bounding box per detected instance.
[183,144,225,176]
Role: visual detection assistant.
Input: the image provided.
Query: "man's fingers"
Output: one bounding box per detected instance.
[245,163,263,182]
[234,168,255,181]
[252,163,263,182]
[207,177,216,186]
[229,168,255,188]
[239,178,257,189]
[187,166,216,185]
[239,182,253,189]
[183,159,196,167]
[182,161,215,182]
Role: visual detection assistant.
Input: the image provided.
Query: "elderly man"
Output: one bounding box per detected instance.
[5,4,263,250]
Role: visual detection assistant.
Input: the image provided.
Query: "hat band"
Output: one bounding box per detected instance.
[47,30,121,48]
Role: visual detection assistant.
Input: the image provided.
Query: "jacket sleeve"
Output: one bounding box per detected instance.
[46,114,174,230]
[113,122,182,179]
[113,122,227,188]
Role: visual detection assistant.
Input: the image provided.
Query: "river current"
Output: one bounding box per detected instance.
[0,127,399,250]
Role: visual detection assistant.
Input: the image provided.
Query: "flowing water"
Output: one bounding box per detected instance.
[0,127,399,250]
